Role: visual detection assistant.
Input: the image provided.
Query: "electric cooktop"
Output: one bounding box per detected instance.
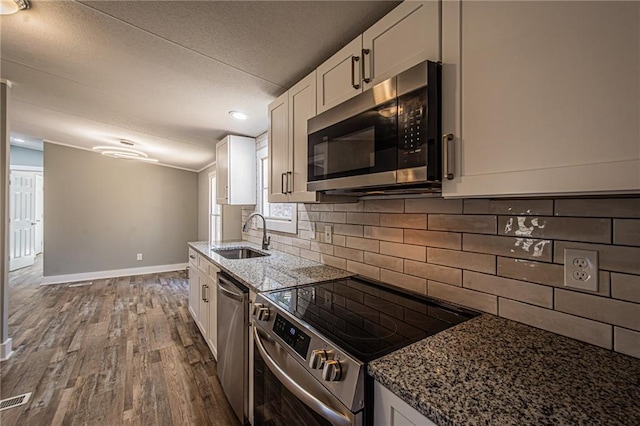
[263,276,480,363]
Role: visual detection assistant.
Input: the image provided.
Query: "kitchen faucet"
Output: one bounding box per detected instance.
[242,213,270,250]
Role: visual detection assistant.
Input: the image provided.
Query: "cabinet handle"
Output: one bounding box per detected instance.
[362,49,371,83]
[189,254,196,260]
[205,285,209,303]
[287,171,293,194]
[201,284,206,301]
[351,55,360,90]
[225,185,229,200]
[443,133,455,180]
[281,172,286,194]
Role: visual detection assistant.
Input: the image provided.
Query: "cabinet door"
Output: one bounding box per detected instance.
[374,382,436,426]
[215,137,229,204]
[268,92,290,203]
[188,266,199,320]
[288,71,318,203]
[227,136,257,205]
[207,273,217,359]
[442,1,640,197]
[198,276,209,340]
[316,36,363,114]
[362,1,440,90]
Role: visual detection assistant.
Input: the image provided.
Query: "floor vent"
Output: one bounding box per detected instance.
[69,281,93,288]
[0,392,32,411]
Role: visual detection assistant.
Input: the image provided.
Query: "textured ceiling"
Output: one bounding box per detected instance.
[0,0,400,171]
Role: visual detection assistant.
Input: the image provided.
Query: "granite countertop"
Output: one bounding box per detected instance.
[368,315,640,426]
[188,241,353,292]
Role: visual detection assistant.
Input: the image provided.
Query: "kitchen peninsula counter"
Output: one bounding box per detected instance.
[369,314,640,425]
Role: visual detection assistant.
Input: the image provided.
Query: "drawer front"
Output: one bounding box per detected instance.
[188,248,197,266]
[197,254,210,273]
[208,263,219,278]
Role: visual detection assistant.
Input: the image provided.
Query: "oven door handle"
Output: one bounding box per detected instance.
[253,327,353,426]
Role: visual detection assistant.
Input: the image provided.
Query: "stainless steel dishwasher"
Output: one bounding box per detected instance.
[217,272,249,425]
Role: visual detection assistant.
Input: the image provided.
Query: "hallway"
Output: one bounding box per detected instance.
[1,260,238,425]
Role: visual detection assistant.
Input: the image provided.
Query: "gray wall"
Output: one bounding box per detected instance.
[44,143,198,276]
[198,164,215,241]
[10,145,43,168]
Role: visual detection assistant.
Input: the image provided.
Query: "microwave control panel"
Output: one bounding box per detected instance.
[398,89,428,169]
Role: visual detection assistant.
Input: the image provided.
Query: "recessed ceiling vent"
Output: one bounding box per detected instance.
[0,392,32,411]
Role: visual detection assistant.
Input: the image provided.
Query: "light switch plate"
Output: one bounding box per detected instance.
[564,248,598,292]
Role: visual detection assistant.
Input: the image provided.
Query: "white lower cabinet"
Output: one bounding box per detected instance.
[188,250,218,359]
[374,382,436,426]
[205,270,218,358]
[188,250,199,320]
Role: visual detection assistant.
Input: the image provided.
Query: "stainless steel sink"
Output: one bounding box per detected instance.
[213,247,269,259]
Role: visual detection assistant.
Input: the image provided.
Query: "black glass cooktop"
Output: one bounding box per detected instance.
[263,277,479,363]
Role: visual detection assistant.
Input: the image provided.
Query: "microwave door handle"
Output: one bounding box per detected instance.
[443,133,455,180]
[351,55,360,90]
[253,327,352,426]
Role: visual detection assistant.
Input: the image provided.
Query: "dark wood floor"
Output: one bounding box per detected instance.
[1,256,239,426]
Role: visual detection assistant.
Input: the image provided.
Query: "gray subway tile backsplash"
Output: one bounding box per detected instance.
[463,234,553,262]
[498,216,611,244]
[242,196,640,358]
[613,219,640,247]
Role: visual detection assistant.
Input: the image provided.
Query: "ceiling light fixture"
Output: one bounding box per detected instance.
[229,111,248,120]
[0,0,29,15]
[92,145,159,163]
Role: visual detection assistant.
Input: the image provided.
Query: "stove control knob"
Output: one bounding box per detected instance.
[257,307,271,321]
[322,359,343,382]
[308,349,331,369]
[252,303,264,317]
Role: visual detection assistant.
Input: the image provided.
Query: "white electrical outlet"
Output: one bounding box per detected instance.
[310,222,316,239]
[137,253,143,261]
[324,225,332,244]
[564,248,598,291]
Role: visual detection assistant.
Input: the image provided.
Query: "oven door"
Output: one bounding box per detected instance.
[253,326,361,426]
[307,99,398,192]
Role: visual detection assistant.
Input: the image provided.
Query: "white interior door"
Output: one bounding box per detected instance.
[9,171,36,271]
[35,173,44,254]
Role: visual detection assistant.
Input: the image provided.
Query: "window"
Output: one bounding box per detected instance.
[256,146,297,234]
[209,172,222,242]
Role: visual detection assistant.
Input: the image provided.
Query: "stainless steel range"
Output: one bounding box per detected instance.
[252,276,479,425]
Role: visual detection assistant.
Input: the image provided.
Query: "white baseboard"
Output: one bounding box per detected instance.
[41,263,188,285]
[0,338,13,361]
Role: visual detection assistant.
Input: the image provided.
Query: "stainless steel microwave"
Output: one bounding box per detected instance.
[307,60,441,195]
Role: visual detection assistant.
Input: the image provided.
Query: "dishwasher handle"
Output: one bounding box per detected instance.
[217,275,244,302]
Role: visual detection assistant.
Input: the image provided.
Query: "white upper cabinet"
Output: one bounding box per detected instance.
[442,0,640,197]
[268,92,289,203]
[288,72,318,202]
[316,37,363,114]
[216,135,256,204]
[362,1,440,90]
[317,2,440,114]
[268,71,319,203]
